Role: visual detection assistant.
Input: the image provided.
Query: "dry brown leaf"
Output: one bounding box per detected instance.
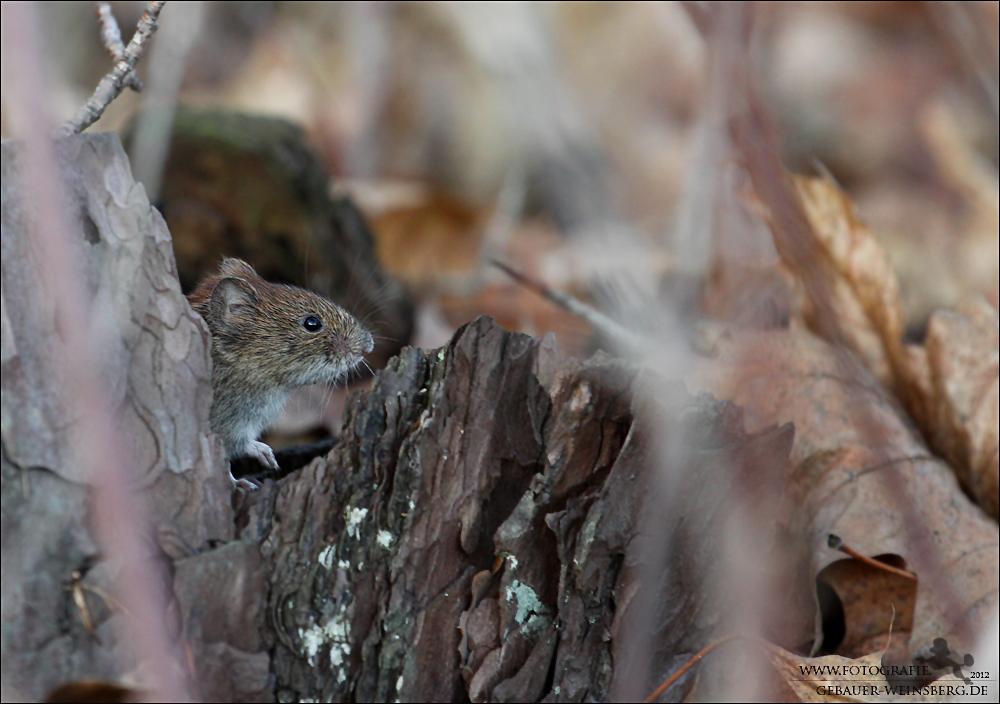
[792,175,906,387]
[691,327,999,662]
[792,175,999,521]
[921,300,1000,520]
[816,557,916,663]
[362,187,487,290]
[766,642,979,703]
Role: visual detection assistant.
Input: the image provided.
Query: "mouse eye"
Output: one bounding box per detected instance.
[302,315,323,332]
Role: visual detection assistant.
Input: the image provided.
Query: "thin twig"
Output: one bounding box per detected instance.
[828,534,918,582]
[642,634,739,703]
[58,1,166,137]
[491,259,647,355]
[97,3,142,91]
[97,4,125,58]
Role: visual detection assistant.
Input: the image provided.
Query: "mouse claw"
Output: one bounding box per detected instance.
[228,468,262,491]
[233,476,262,491]
[248,440,280,471]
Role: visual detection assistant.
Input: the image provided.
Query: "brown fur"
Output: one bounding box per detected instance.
[188,258,373,470]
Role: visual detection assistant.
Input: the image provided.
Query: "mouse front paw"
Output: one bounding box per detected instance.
[248,440,280,471]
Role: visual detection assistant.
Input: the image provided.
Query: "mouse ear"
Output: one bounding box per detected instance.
[209,277,259,326]
[218,258,260,280]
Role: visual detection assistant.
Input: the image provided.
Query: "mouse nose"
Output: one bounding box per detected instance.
[361,330,374,354]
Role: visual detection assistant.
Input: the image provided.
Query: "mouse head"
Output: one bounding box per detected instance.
[192,259,374,388]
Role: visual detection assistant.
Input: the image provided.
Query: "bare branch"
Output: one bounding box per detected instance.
[97,3,143,91]
[97,3,125,58]
[58,1,166,138]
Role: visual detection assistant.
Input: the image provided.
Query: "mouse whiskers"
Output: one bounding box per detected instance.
[360,359,375,378]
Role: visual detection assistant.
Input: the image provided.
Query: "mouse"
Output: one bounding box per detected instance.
[188,258,374,487]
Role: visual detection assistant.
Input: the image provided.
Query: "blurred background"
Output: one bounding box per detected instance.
[3,0,997,443]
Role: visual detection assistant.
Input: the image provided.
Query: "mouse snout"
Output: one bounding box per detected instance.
[334,329,374,358]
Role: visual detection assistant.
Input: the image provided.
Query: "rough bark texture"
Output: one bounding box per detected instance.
[238,318,796,703]
[1,133,264,702]
[2,132,795,702]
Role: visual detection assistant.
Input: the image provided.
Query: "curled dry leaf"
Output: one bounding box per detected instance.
[691,327,999,663]
[816,555,916,664]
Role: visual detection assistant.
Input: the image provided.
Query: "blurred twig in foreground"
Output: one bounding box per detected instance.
[2,1,192,699]
[491,259,646,355]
